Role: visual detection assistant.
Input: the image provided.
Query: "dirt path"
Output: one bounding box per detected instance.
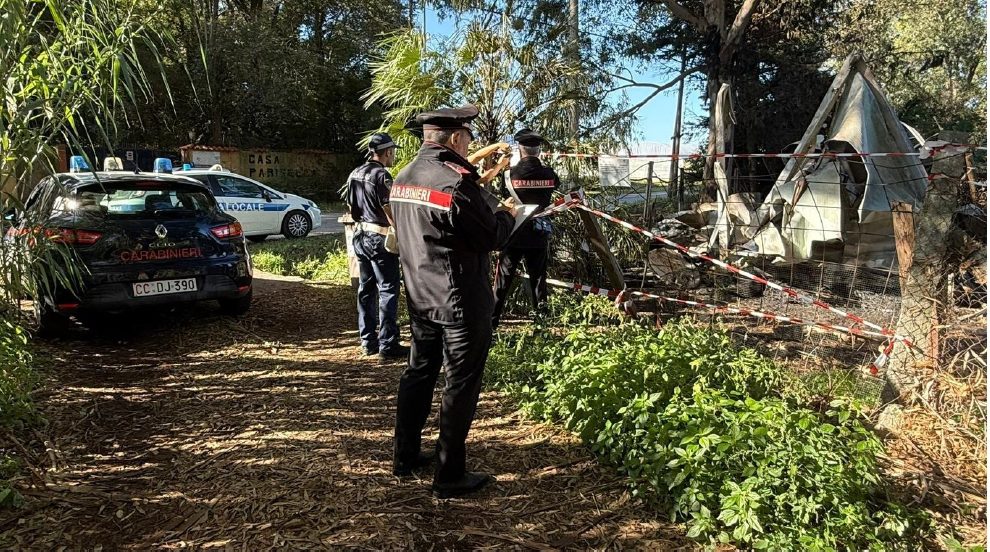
[1,272,689,549]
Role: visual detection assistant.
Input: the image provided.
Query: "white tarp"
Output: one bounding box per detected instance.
[751,62,928,267]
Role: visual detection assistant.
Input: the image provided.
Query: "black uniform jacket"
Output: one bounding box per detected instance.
[507,156,560,248]
[346,160,392,226]
[390,142,515,323]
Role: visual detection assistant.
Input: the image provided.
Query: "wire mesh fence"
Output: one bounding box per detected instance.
[508,147,988,418]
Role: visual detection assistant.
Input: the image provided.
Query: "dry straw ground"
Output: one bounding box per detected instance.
[0,272,692,550]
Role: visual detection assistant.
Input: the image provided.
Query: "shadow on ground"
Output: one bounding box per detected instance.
[0,271,690,549]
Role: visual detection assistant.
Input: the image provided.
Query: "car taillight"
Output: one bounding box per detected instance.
[74,230,102,245]
[47,228,102,245]
[211,222,243,239]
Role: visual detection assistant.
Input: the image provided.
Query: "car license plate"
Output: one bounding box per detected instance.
[132,278,197,297]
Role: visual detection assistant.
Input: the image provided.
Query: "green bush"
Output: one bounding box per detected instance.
[599,391,922,549]
[0,318,36,429]
[249,234,349,283]
[544,292,625,327]
[0,317,36,509]
[487,319,929,549]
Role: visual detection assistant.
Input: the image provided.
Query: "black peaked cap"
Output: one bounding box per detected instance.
[514,128,546,147]
[414,104,480,131]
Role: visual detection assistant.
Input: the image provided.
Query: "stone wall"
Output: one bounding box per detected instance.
[183,147,360,203]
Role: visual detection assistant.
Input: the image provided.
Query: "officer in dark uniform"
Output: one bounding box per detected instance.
[345,133,408,358]
[491,128,561,329]
[389,105,518,498]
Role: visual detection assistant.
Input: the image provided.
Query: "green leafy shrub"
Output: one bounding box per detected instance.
[600,391,923,549]
[0,318,36,429]
[487,319,929,549]
[524,320,780,440]
[0,318,35,510]
[544,292,625,327]
[0,455,23,508]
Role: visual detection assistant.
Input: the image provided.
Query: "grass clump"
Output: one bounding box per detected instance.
[488,313,929,549]
[249,234,349,284]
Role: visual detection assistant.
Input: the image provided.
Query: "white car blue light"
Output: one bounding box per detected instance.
[177,166,322,242]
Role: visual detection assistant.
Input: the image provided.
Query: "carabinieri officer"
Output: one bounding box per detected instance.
[491,128,560,329]
[389,104,518,498]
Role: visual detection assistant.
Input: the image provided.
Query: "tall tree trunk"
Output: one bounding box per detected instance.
[885,131,970,401]
[567,0,580,143]
[699,0,758,199]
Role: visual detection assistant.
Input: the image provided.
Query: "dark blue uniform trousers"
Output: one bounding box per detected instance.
[394,312,492,484]
[491,245,550,329]
[353,231,400,352]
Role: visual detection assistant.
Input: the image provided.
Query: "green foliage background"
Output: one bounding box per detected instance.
[1,0,173,507]
[116,0,406,154]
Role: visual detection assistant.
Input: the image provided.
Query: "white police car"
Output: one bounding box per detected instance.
[177,166,322,242]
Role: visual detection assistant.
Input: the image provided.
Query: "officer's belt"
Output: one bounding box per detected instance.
[354,221,390,236]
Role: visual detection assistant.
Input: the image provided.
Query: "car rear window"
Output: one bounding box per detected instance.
[62,182,216,217]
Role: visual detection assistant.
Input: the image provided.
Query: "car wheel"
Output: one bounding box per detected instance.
[35,300,71,337]
[219,289,252,316]
[247,235,270,244]
[282,210,311,239]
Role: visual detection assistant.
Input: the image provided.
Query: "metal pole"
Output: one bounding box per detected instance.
[669,51,686,210]
[644,161,654,227]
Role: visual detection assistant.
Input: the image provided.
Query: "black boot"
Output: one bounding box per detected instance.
[392,452,434,477]
[432,472,492,498]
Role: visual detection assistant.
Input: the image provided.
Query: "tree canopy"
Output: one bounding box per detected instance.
[116,0,406,153]
[54,0,984,164]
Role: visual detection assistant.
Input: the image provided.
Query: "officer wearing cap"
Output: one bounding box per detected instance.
[390,104,518,498]
[345,133,409,359]
[491,128,561,329]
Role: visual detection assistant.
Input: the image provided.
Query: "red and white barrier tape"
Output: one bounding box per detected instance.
[535,275,898,342]
[530,196,916,351]
[867,340,897,376]
[569,203,916,350]
[533,191,585,218]
[541,142,984,161]
[529,274,897,376]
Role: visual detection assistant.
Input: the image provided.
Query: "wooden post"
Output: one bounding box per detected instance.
[964,152,978,203]
[890,201,914,284]
[668,52,686,205]
[578,209,625,290]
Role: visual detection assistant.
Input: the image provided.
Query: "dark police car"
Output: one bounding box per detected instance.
[12,157,253,333]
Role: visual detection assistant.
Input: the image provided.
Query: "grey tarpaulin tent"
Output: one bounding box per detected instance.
[750,55,928,268]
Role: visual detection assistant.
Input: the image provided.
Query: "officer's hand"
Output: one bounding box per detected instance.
[499,197,519,217]
[478,154,512,185]
[468,142,511,164]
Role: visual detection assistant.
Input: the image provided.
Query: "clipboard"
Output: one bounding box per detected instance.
[479,187,540,237]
